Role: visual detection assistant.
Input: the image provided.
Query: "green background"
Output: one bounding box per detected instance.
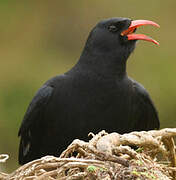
[0,1,175,172]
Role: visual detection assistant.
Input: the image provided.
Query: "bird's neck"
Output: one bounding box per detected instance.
[76,49,127,79]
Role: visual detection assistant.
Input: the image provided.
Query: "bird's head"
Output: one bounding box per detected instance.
[84,17,159,61]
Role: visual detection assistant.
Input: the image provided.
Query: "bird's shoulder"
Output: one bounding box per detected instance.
[26,74,67,112]
[44,74,68,87]
[129,78,150,99]
[19,73,70,133]
[128,77,157,113]
[129,77,160,129]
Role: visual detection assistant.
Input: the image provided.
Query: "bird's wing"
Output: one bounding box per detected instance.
[18,85,53,164]
[132,80,160,130]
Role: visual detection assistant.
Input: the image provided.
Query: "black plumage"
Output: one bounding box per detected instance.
[18,17,160,165]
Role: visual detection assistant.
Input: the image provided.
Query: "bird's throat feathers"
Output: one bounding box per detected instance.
[77,42,135,78]
[77,49,129,78]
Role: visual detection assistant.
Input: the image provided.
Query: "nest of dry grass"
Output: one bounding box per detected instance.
[1,128,176,180]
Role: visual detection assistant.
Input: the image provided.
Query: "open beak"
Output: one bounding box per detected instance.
[121,20,160,45]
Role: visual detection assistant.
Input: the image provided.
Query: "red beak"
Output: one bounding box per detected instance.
[121,20,160,45]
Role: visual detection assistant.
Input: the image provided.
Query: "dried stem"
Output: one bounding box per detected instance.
[1,128,176,179]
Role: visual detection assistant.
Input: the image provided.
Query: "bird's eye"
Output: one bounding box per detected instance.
[108,25,118,32]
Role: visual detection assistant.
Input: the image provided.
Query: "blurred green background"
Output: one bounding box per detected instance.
[0,0,176,173]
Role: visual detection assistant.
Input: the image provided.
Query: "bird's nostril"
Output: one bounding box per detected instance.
[133,28,137,33]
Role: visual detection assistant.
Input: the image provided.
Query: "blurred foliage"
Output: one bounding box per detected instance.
[0,0,176,173]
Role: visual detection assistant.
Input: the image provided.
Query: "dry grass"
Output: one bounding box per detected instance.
[1,128,176,179]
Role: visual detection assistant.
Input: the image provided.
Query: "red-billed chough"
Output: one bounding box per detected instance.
[18,17,160,165]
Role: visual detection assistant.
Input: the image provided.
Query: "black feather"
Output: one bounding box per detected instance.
[18,17,160,164]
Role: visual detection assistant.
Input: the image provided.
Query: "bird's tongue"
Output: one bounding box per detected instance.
[123,20,160,45]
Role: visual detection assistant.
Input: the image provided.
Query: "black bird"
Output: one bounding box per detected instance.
[18,17,160,165]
